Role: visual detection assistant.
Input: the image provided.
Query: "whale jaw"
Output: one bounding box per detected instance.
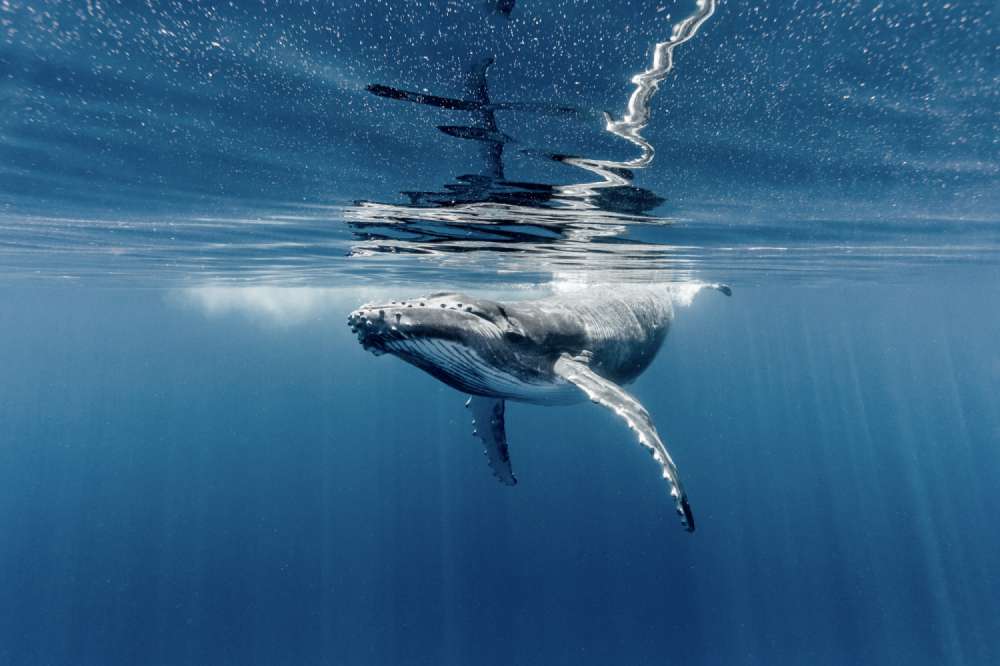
[347,295,496,357]
[346,296,579,404]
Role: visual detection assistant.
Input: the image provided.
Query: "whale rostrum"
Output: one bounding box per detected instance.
[347,283,730,532]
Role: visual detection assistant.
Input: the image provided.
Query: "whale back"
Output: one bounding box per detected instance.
[502,287,673,385]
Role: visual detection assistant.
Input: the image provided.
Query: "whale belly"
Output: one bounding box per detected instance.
[383,338,582,405]
[485,378,583,405]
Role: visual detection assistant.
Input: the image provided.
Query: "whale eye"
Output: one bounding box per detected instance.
[464,307,493,320]
[503,330,528,344]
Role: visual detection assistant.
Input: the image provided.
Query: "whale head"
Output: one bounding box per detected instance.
[347,292,549,396]
[349,292,505,354]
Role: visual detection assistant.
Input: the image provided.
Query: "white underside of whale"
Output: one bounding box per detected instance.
[384,337,581,404]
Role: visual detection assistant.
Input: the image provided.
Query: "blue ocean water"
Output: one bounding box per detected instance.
[1,1,999,665]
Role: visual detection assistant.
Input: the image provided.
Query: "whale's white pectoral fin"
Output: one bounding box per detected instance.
[553,354,695,532]
[466,396,517,486]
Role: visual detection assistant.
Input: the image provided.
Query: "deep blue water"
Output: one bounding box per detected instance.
[2,1,999,665]
[2,284,999,665]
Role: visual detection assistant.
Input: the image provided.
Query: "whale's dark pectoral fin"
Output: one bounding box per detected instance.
[553,354,695,532]
[466,396,517,486]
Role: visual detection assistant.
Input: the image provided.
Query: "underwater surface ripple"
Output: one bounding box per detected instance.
[1,0,997,285]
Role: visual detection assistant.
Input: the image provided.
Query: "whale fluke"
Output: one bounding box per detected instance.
[466,396,517,486]
[553,353,694,532]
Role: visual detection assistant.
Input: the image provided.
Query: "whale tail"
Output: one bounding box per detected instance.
[669,281,732,307]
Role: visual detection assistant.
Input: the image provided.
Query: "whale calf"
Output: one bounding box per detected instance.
[347,284,729,532]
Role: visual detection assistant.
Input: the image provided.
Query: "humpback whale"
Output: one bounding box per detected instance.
[347,284,729,532]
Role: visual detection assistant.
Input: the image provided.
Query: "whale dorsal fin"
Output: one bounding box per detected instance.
[553,354,695,532]
[466,396,517,486]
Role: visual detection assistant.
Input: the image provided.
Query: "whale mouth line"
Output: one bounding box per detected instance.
[347,308,467,357]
